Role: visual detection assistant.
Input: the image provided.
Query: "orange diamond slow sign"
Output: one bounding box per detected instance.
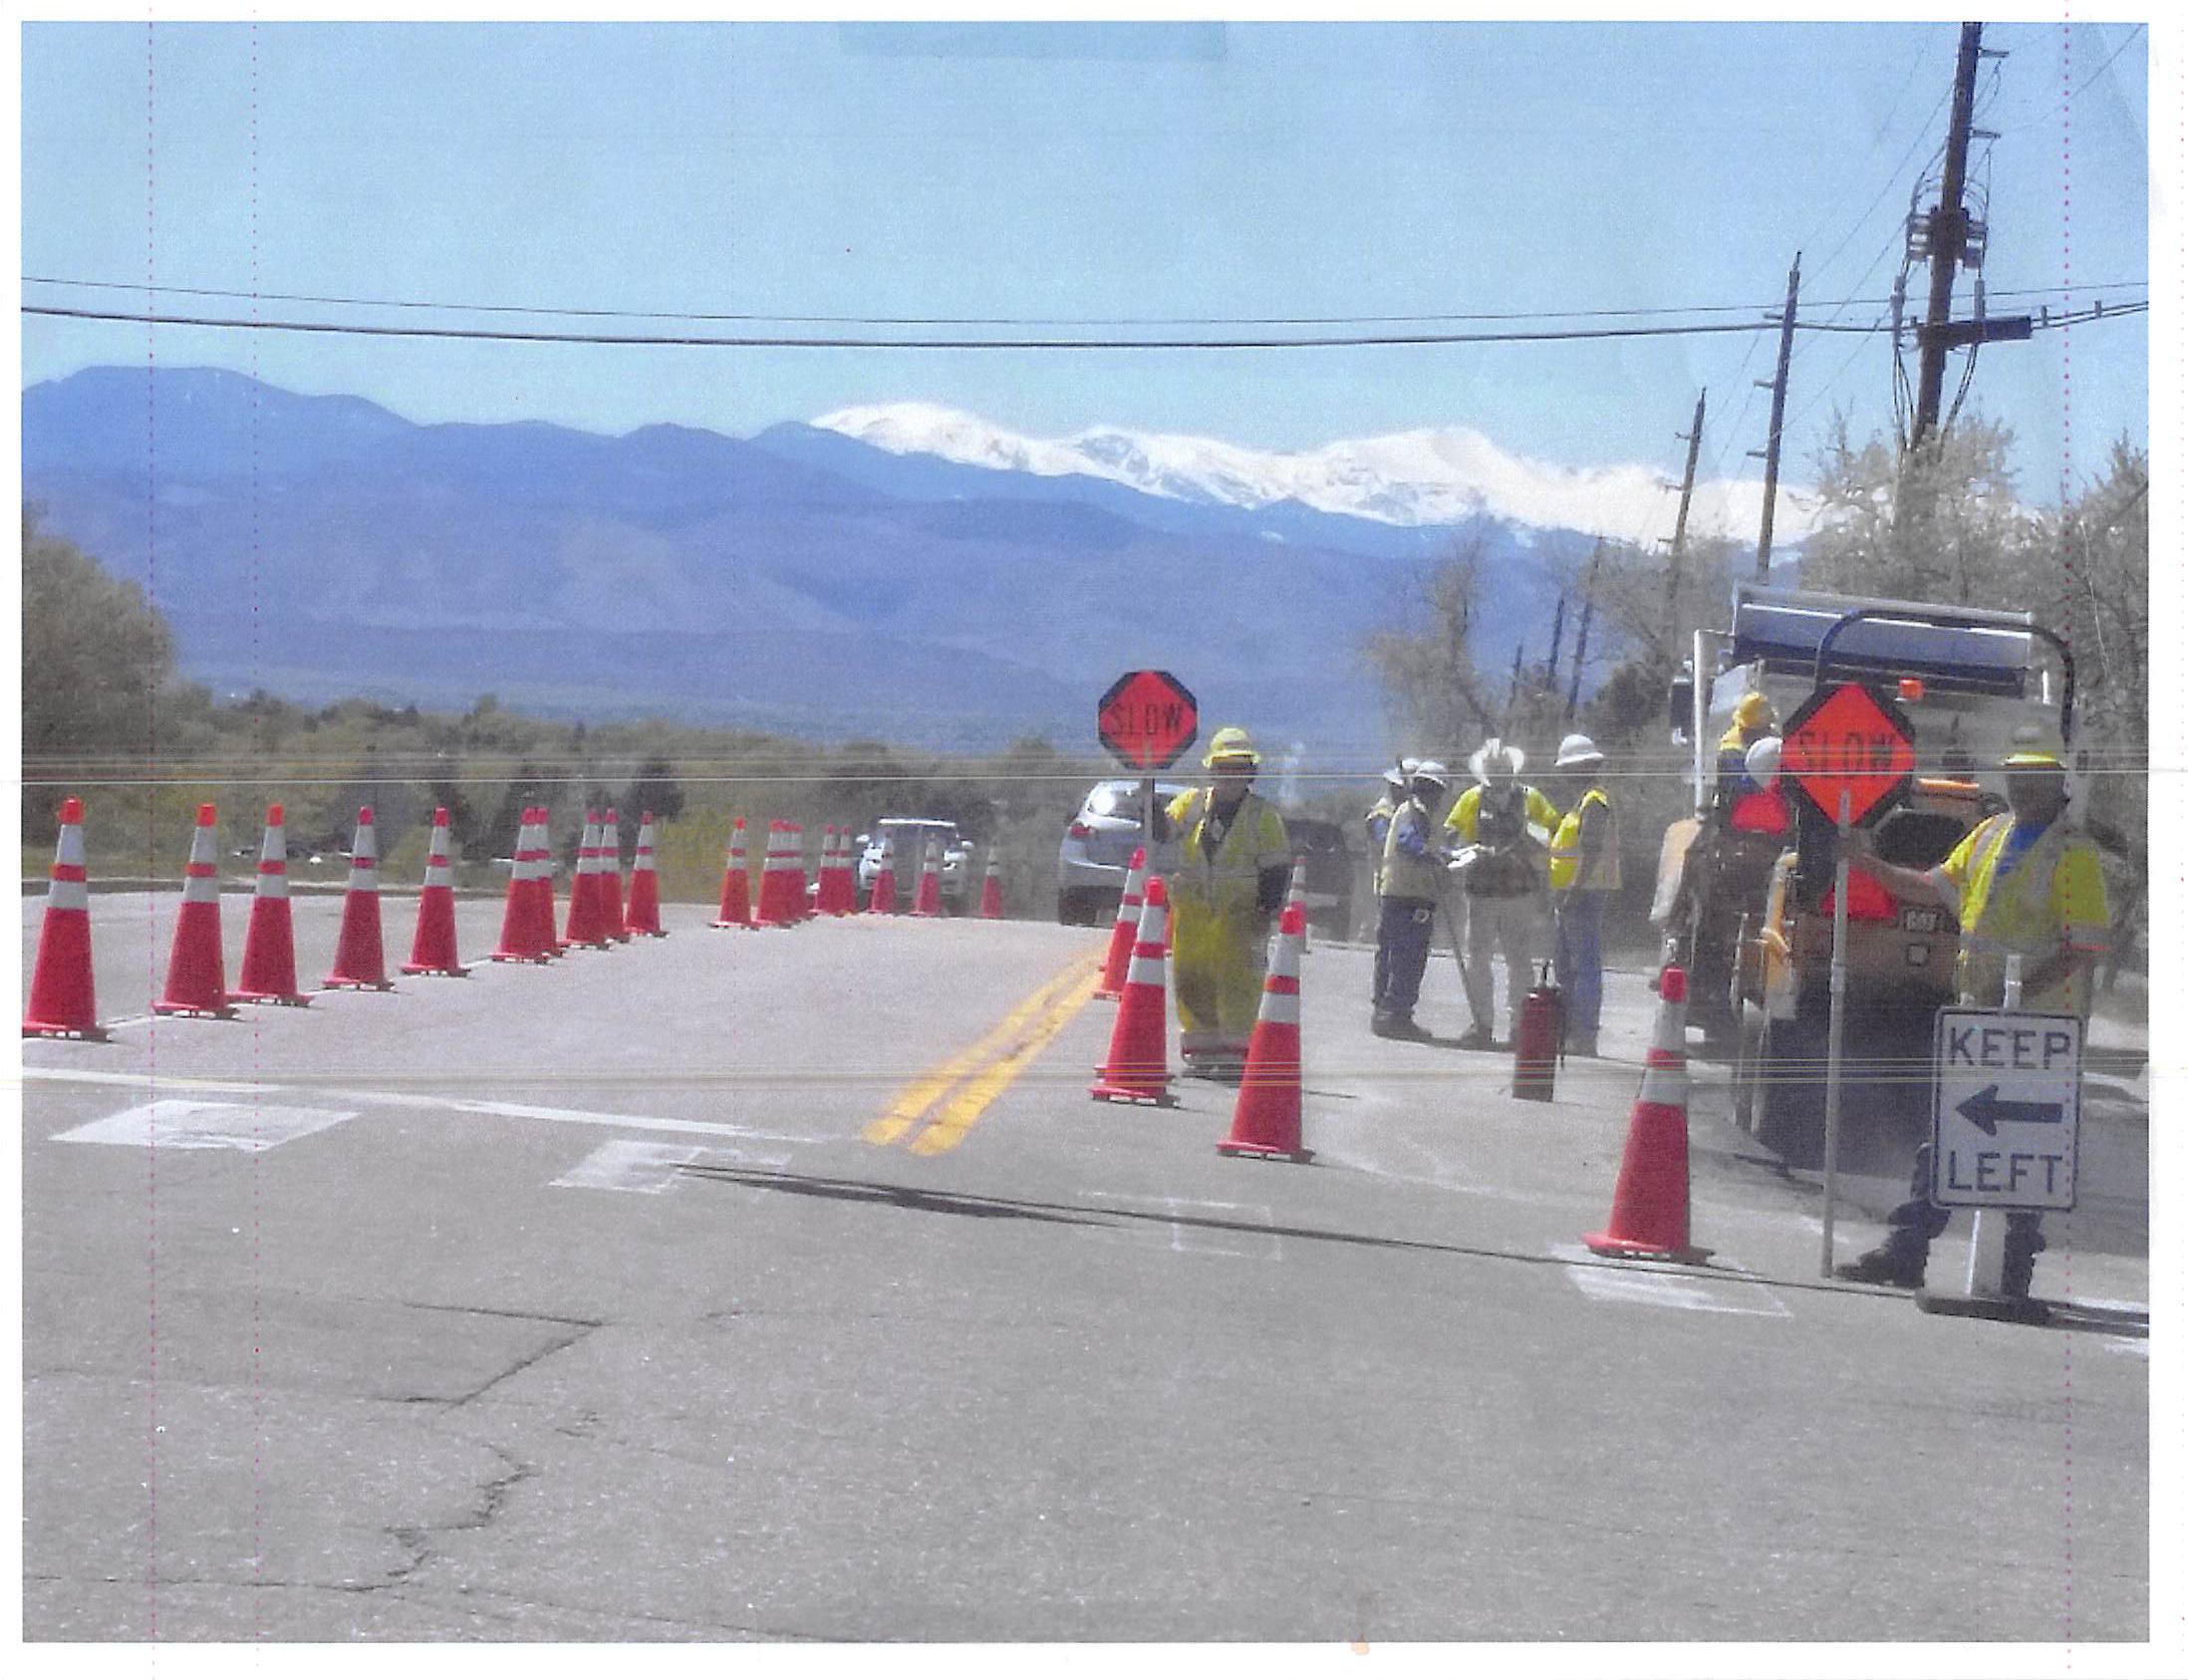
[1779,681,1918,828]
[1098,670,1199,772]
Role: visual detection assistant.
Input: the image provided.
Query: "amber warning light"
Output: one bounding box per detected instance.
[1897,678,1926,702]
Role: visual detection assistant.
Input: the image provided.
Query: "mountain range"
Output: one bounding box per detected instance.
[22,367,1766,753]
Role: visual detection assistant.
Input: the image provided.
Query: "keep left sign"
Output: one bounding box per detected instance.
[1930,1007,2082,1211]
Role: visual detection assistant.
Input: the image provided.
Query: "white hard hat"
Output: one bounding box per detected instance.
[1746,735,1781,788]
[1412,759,1452,788]
[1553,732,1604,768]
[1383,760,1410,789]
[1470,738,1523,781]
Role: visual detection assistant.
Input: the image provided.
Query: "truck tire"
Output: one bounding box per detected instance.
[1751,1003,1828,1167]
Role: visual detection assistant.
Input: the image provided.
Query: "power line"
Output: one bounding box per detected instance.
[20,271,2137,331]
[19,302,1812,351]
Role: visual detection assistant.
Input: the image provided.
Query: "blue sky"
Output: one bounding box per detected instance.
[21,18,2150,505]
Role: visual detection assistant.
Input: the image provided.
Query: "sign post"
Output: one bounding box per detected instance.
[1097,670,1200,862]
[1780,681,1918,1278]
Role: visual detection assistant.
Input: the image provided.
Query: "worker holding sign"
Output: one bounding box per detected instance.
[1831,727,2109,1295]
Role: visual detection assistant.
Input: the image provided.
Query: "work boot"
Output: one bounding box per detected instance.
[1373,1014,1432,1042]
[1456,1024,1496,1051]
[2000,1231,2049,1300]
[1833,1244,1928,1288]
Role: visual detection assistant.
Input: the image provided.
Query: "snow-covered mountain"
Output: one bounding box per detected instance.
[814,401,1815,547]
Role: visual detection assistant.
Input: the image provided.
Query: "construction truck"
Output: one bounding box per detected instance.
[1651,583,2073,1168]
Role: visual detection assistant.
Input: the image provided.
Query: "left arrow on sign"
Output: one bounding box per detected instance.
[1956,1084,2065,1137]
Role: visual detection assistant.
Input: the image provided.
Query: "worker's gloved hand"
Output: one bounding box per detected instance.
[1256,866,1290,917]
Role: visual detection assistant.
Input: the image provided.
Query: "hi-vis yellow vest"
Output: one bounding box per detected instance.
[1549,786,1620,893]
[1937,813,2108,1015]
[1166,788,1288,917]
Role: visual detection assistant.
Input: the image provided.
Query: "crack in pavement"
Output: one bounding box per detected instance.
[385,1318,605,1409]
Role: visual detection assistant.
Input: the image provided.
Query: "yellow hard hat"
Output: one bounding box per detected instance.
[1204,725,1260,768]
[1733,693,1775,731]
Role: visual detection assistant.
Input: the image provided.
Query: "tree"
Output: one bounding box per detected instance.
[20,508,177,779]
[1359,528,1502,764]
[1800,413,2035,604]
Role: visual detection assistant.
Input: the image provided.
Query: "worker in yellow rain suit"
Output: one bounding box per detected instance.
[1153,726,1291,1080]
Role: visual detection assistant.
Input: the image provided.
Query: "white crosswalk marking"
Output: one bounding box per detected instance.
[551,1139,794,1196]
[57,1098,354,1153]
[1548,1242,1791,1317]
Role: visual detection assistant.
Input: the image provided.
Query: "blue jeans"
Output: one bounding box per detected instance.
[1885,1141,2044,1262]
[1376,897,1436,1018]
[1554,890,1605,1036]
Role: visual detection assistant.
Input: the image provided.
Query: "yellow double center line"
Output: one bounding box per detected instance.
[864,951,1105,1156]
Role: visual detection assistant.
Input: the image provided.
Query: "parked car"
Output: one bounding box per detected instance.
[1279,816,1358,941]
[856,819,972,910]
[1056,779,1192,925]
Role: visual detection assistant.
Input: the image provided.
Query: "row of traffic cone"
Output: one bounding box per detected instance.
[714,821,1007,928]
[1087,850,1313,1165]
[22,800,673,1035]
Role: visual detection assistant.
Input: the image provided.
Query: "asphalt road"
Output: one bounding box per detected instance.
[20,890,2151,1641]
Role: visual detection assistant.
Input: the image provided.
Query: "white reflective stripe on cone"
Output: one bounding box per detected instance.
[47,857,91,914]
[1637,1056,1688,1109]
[349,824,380,890]
[257,824,290,898]
[57,822,88,870]
[1257,981,1302,1028]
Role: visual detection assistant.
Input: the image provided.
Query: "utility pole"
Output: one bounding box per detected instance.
[1911,23,1986,447]
[1566,540,1602,722]
[1545,593,1567,691]
[1663,389,1705,663]
[1750,251,1800,577]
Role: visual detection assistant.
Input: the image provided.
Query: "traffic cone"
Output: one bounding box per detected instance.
[1219,902,1313,1163]
[978,846,1004,919]
[713,818,754,928]
[825,826,857,916]
[23,796,107,1039]
[1095,846,1148,1000]
[404,806,469,976]
[153,803,236,1018]
[793,823,818,921]
[866,830,898,915]
[491,807,551,963]
[624,809,667,937]
[911,837,944,918]
[563,811,612,949]
[323,806,394,990]
[602,808,632,942]
[1283,855,1310,953]
[233,803,311,1005]
[1090,876,1178,1107]
[1583,965,1712,1263]
[535,809,570,957]
[752,821,802,928]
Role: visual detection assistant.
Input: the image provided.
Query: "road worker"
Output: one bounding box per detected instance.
[1445,738,1562,1050]
[1546,734,1619,1058]
[1832,727,2108,1296]
[1367,756,1419,1015]
[1153,725,1291,1080]
[1716,693,1791,838]
[1372,760,1456,1040]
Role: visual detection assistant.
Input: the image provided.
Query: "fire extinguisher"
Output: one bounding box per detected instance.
[1512,961,1564,1102]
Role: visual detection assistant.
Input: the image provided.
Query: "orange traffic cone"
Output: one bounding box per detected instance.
[910,836,944,917]
[624,809,667,937]
[602,808,632,942]
[1219,902,1313,1163]
[1283,855,1310,953]
[1090,876,1178,1107]
[153,803,237,1018]
[23,796,107,1039]
[491,807,551,963]
[752,820,802,928]
[1095,846,1148,1000]
[1583,965,1712,1263]
[793,823,818,921]
[404,806,469,976]
[866,830,898,915]
[563,811,612,949]
[825,826,858,916]
[978,846,1004,919]
[234,803,311,1005]
[323,806,395,990]
[712,818,753,928]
